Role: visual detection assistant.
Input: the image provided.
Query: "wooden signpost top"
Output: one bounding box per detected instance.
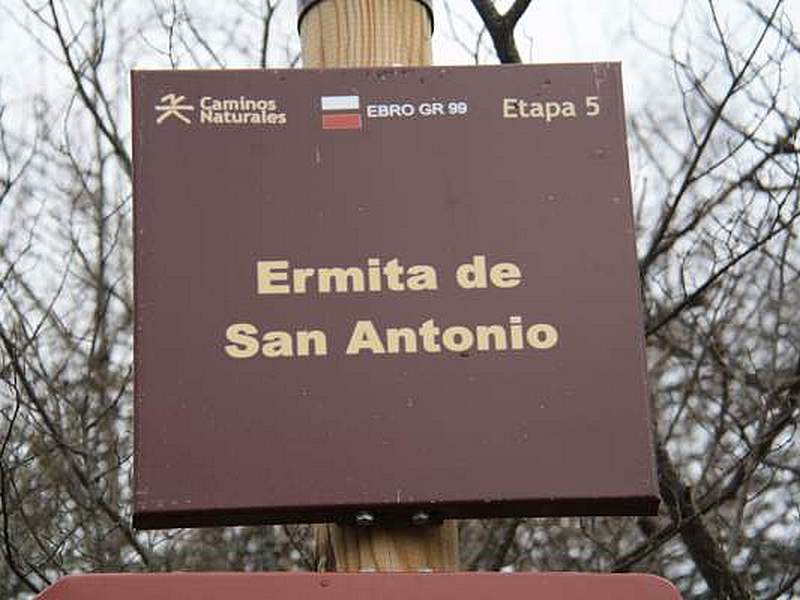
[298,0,433,69]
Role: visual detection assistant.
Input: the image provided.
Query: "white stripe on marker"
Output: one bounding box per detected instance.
[321,95,360,111]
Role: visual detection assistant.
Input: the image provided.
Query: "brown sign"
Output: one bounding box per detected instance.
[132,64,658,528]
[38,573,682,600]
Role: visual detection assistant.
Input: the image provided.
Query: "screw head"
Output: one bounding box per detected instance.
[411,511,430,526]
[354,511,375,526]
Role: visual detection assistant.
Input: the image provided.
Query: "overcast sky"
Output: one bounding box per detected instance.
[0,1,796,136]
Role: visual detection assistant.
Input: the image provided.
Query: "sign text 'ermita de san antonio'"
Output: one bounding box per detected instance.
[228,254,558,359]
[132,64,658,528]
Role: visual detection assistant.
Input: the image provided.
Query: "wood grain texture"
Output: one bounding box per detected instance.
[300,0,456,573]
[299,0,432,68]
[315,521,459,572]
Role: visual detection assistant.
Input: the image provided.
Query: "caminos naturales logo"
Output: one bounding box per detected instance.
[155,93,287,127]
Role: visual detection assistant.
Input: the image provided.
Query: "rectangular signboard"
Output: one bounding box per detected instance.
[132,63,658,528]
[38,573,682,600]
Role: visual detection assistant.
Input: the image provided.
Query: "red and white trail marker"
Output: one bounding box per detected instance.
[321,94,362,129]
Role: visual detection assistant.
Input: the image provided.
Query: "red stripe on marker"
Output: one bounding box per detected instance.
[322,113,362,130]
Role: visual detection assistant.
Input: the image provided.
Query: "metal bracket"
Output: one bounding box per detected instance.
[344,510,443,527]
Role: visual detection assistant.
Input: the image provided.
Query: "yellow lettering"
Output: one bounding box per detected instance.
[383,259,405,291]
[476,325,507,351]
[490,262,522,288]
[406,265,438,291]
[257,260,290,294]
[292,268,316,294]
[262,331,293,357]
[442,326,474,352]
[386,327,418,353]
[225,323,259,358]
[346,320,385,355]
[418,319,442,352]
[456,255,487,289]
[509,315,525,349]
[527,324,559,349]
[297,330,328,356]
[318,267,365,293]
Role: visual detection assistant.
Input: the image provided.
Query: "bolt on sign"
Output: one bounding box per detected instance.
[36,573,683,600]
[132,64,659,529]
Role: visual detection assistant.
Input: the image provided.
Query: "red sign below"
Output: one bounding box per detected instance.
[37,572,682,600]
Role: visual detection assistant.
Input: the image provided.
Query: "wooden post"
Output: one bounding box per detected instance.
[315,521,459,571]
[298,0,457,572]
[299,0,432,69]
